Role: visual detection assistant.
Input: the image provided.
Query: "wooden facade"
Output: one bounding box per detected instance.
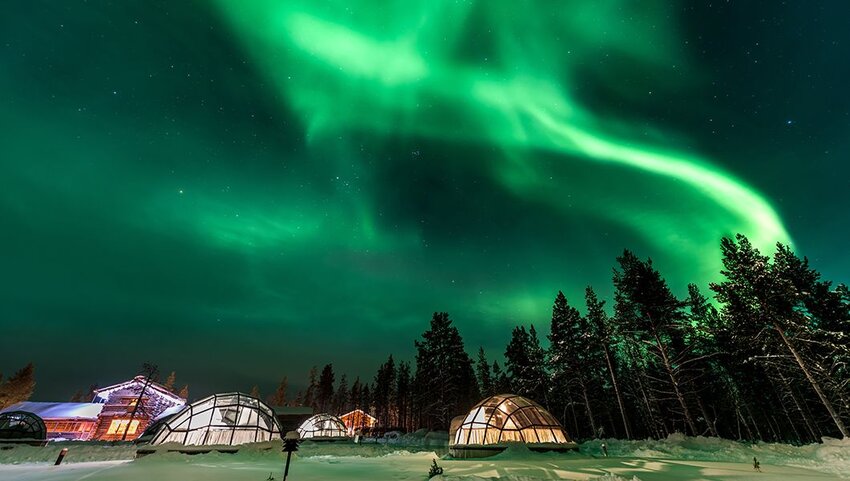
[1,376,186,442]
[90,376,186,441]
[339,409,377,435]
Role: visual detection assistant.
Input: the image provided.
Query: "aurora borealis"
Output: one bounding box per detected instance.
[2,1,848,399]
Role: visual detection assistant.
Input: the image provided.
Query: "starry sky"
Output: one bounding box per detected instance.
[2,1,849,401]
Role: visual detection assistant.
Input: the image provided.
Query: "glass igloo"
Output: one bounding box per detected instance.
[450,394,575,457]
[149,392,281,446]
[296,413,347,440]
[0,411,47,444]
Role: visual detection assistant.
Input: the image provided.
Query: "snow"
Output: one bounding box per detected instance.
[0,435,847,480]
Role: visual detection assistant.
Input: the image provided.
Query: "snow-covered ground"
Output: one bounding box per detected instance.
[0,435,847,481]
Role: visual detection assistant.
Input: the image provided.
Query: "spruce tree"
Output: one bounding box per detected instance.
[332,375,348,415]
[586,286,631,439]
[317,364,335,413]
[504,325,547,405]
[712,235,849,438]
[373,355,396,426]
[396,362,412,431]
[475,347,493,397]
[548,291,601,438]
[491,360,511,394]
[164,371,177,392]
[304,366,319,410]
[0,363,35,409]
[614,250,699,436]
[413,312,478,430]
[350,378,362,412]
[270,377,288,406]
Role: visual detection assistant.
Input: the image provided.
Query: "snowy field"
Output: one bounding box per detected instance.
[1,435,848,481]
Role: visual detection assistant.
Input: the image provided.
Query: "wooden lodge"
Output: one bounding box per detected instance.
[339,409,377,435]
[0,376,185,442]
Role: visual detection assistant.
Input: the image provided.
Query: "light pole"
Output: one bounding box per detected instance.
[282,430,301,481]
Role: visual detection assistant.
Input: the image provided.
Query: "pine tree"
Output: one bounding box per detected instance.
[269,377,288,406]
[304,366,318,410]
[414,312,478,430]
[250,385,261,399]
[586,286,631,439]
[712,235,849,438]
[317,364,335,413]
[548,291,600,438]
[360,384,372,415]
[349,378,362,412]
[332,374,348,415]
[504,325,547,405]
[373,356,396,426]
[164,371,177,392]
[614,250,699,436]
[178,385,189,400]
[491,361,510,394]
[396,362,412,431]
[69,389,85,403]
[0,363,35,409]
[475,347,493,397]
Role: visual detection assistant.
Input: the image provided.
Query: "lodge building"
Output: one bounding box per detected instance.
[0,376,185,442]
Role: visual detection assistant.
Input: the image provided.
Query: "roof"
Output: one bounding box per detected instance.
[0,402,103,420]
[340,409,377,421]
[153,404,186,422]
[93,376,185,406]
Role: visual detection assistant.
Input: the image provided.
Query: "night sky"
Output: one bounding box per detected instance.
[2,1,849,401]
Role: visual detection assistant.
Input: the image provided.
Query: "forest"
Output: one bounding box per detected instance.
[272,234,850,443]
[2,234,847,444]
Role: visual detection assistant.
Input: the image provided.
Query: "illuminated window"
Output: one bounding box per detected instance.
[106,419,140,435]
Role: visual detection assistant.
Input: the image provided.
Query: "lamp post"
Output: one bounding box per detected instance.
[282,430,301,481]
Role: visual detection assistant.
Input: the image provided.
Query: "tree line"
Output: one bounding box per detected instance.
[4,235,847,444]
[274,235,849,443]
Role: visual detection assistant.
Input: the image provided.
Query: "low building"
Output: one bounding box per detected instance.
[91,376,186,441]
[0,402,102,441]
[339,409,377,435]
[0,376,186,442]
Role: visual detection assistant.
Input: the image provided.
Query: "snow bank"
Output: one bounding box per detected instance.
[581,433,850,477]
[0,441,136,464]
[2,434,848,478]
[433,474,641,481]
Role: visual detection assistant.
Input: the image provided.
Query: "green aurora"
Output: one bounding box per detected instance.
[2,1,847,398]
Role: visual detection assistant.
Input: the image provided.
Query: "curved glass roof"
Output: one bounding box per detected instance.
[451,394,571,446]
[0,411,47,441]
[149,392,281,446]
[297,413,347,439]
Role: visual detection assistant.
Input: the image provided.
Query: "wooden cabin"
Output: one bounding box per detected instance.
[91,376,186,441]
[0,376,186,442]
[339,409,377,435]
